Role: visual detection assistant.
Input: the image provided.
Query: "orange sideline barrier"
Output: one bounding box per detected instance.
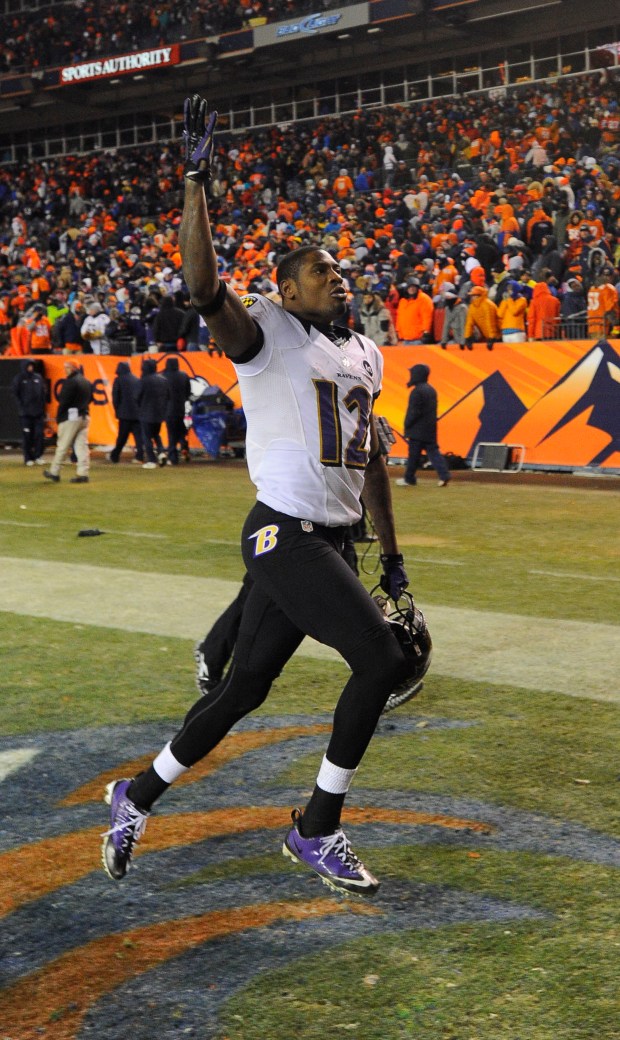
[380,338,620,471]
[18,337,620,470]
[31,352,243,451]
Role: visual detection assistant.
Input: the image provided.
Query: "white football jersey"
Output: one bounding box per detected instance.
[234,294,383,526]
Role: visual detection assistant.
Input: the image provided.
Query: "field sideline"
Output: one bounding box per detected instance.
[1,454,619,1040]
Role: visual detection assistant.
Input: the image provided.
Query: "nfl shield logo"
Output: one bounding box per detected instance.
[301,520,313,533]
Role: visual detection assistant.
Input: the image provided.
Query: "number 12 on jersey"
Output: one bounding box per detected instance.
[313,378,372,469]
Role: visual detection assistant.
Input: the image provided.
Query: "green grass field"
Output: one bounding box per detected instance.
[1,454,619,1040]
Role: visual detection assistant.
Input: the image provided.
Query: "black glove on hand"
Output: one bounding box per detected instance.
[183,95,218,184]
[380,553,409,602]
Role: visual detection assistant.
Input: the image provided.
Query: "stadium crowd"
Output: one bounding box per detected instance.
[0,0,353,74]
[0,72,619,355]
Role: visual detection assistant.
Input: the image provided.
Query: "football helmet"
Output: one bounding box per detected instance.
[374,591,432,714]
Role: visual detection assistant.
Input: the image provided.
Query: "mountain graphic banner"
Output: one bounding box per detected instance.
[14,338,620,470]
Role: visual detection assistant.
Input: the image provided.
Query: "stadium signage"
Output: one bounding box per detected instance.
[60,44,180,84]
[276,13,342,36]
[254,3,369,47]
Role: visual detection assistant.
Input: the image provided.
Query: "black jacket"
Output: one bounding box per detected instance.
[404,364,438,442]
[56,369,92,423]
[112,361,140,421]
[560,288,587,320]
[162,356,191,420]
[179,306,201,345]
[11,361,46,417]
[54,310,84,350]
[136,358,170,423]
[152,297,185,346]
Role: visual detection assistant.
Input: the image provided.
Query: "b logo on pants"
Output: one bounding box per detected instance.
[249,524,279,556]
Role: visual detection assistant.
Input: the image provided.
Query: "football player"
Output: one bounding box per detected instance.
[102,95,417,899]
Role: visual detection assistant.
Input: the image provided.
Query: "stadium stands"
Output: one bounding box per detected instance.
[0,0,360,74]
[0,0,618,355]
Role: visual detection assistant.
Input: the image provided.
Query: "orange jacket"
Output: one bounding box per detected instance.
[433,264,459,295]
[332,173,353,198]
[497,295,528,332]
[527,283,560,338]
[587,283,618,335]
[395,291,434,342]
[28,315,53,352]
[464,292,500,340]
[6,325,30,356]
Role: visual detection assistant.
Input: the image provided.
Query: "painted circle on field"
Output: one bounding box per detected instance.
[1,716,618,1039]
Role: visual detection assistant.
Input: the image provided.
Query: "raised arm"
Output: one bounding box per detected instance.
[178,95,257,357]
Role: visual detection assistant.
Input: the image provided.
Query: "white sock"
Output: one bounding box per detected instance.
[153,742,189,784]
[315,755,357,794]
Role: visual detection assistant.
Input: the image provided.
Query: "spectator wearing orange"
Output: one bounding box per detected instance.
[433,256,459,296]
[27,304,53,353]
[464,286,500,350]
[564,210,584,258]
[6,325,30,357]
[332,169,354,199]
[395,281,434,344]
[383,281,400,327]
[22,244,42,271]
[579,207,605,243]
[526,205,554,253]
[0,292,11,346]
[469,264,488,289]
[497,281,528,342]
[587,276,618,338]
[527,277,561,339]
[495,201,521,247]
[30,273,50,302]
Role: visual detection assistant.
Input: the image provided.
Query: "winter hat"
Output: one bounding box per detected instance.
[464,257,481,274]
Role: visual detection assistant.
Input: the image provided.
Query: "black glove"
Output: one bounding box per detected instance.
[183,95,218,184]
[379,553,409,601]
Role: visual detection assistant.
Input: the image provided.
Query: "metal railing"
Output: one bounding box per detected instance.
[540,314,612,340]
[1,33,618,162]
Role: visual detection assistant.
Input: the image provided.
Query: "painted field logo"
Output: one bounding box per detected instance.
[0,716,617,1038]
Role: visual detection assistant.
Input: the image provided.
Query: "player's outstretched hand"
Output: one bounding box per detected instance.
[379,553,409,602]
[183,95,218,184]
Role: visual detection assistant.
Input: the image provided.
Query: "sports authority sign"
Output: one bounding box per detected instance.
[60,44,180,84]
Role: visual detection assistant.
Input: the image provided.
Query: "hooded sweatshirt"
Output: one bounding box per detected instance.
[112,361,140,421]
[527,282,560,338]
[404,364,439,442]
[11,360,46,417]
[163,356,191,420]
[137,358,170,423]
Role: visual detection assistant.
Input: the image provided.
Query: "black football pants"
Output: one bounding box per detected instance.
[171,502,407,771]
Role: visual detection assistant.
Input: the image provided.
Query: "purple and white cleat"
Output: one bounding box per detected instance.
[283,809,379,897]
[101,779,149,881]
